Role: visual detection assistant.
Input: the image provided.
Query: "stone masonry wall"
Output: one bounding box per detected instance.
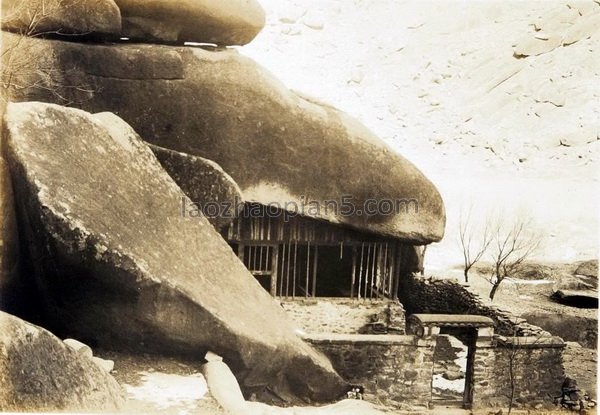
[306,334,433,410]
[399,275,549,337]
[472,337,565,409]
[281,298,405,334]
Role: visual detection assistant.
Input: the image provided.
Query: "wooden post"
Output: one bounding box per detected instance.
[364,244,372,300]
[305,241,311,297]
[392,244,402,300]
[358,243,364,300]
[382,243,389,297]
[370,243,377,299]
[312,245,318,297]
[238,243,245,263]
[350,246,357,298]
[270,245,279,296]
[279,243,286,297]
[292,240,298,298]
[286,239,292,298]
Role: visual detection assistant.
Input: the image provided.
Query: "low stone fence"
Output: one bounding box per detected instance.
[306,331,565,410]
[306,333,433,410]
[281,298,405,335]
[399,275,550,337]
[472,336,565,410]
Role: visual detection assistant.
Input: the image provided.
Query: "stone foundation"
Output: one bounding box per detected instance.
[306,333,433,410]
[281,298,405,334]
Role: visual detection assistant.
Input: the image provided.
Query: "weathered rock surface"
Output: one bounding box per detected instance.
[554,262,598,293]
[575,259,598,278]
[1,0,121,37]
[148,142,244,230]
[1,33,445,244]
[63,338,93,358]
[3,101,347,403]
[92,357,115,373]
[94,112,243,229]
[114,0,265,45]
[0,311,124,412]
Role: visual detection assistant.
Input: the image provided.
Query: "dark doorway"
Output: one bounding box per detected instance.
[315,245,354,297]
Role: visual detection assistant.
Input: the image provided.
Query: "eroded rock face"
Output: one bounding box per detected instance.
[148,143,244,230]
[0,311,124,412]
[1,33,445,244]
[94,112,243,229]
[114,0,266,45]
[1,0,121,37]
[3,102,346,403]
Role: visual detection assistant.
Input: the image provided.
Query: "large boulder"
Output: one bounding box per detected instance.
[95,112,244,230]
[0,311,124,412]
[575,259,598,279]
[1,33,445,244]
[1,0,121,37]
[2,101,347,403]
[113,0,266,45]
[148,142,244,230]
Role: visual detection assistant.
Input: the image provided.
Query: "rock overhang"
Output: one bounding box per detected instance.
[1,33,446,245]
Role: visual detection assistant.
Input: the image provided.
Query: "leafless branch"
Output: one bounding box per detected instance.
[488,216,541,301]
[458,204,492,283]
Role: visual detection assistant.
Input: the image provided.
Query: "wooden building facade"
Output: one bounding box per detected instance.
[222,203,413,300]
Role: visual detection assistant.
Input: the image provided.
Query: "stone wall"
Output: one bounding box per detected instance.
[305,329,565,410]
[306,334,434,410]
[472,336,565,409]
[281,298,405,334]
[399,275,549,337]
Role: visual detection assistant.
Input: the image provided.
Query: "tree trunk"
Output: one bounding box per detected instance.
[464,267,470,283]
[489,282,500,300]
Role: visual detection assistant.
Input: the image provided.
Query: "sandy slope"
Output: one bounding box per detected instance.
[242,0,599,269]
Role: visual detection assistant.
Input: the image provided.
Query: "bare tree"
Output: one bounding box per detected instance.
[1,0,96,106]
[2,0,93,38]
[458,206,492,283]
[488,217,541,301]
